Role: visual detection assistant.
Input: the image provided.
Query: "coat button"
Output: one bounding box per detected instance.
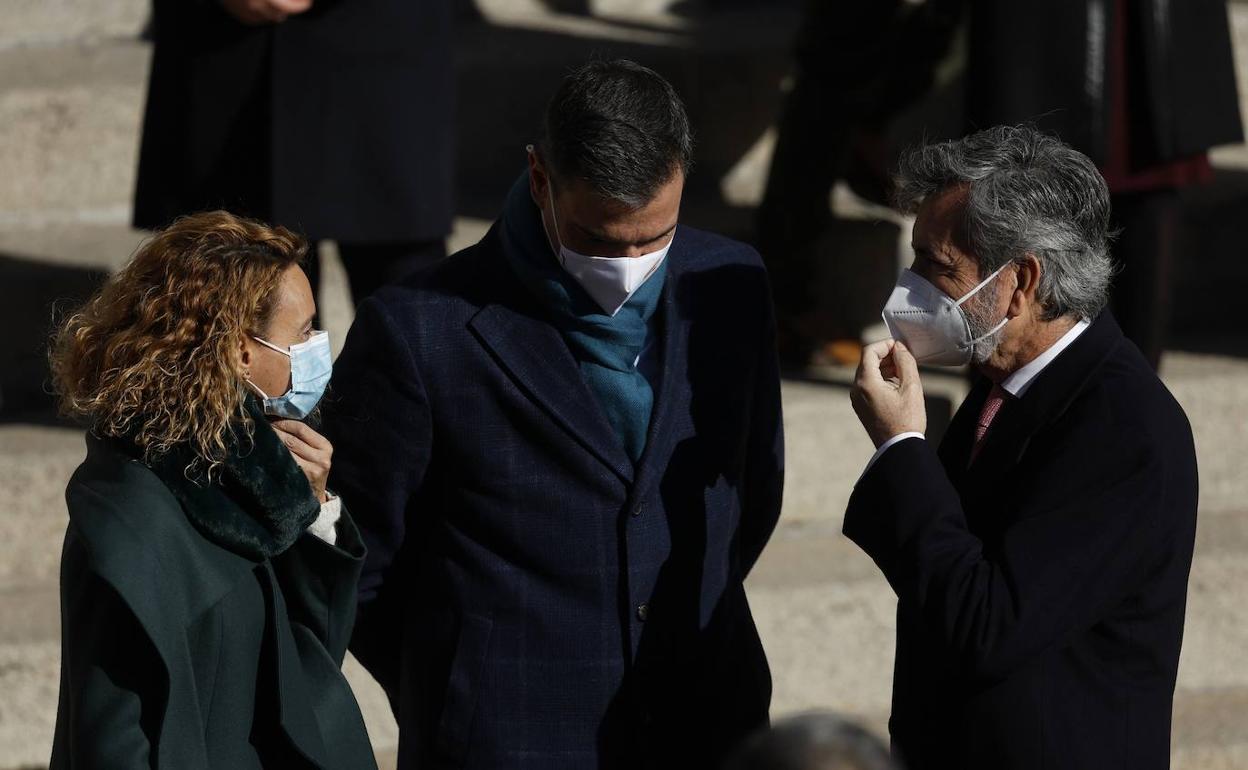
[636,603,649,622]
[631,503,643,517]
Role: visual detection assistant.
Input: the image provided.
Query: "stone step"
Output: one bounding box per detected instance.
[2,631,1245,769]
[5,4,1248,228]
[1,0,146,51]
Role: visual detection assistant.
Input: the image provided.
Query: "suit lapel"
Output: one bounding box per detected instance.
[469,301,635,484]
[959,313,1125,488]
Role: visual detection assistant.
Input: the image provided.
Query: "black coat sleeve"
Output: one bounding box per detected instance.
[321,297,433,699]
[51,526,162,769]
[844,420,1178,683]
[739,276,785,576]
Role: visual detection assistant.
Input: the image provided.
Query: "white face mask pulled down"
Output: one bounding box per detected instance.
[881,263,1013,366]
[544,184,673,316]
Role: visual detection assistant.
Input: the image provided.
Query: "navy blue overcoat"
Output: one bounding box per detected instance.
[322,214,784,769]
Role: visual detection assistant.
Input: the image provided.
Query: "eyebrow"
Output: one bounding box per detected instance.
[911,243,955,266]
[575,222,676,248]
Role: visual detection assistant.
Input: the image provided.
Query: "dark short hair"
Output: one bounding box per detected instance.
[538,58,693,207]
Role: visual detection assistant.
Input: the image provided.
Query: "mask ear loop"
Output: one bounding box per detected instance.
[243,378,272,400]
[531,145,568,266]
[252,336,293,357]
[953,261,1016,351]
[247,336,294,402]
[545,183,568,266]
[952,261,1012,309]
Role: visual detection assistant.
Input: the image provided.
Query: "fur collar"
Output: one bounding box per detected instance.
[135,397,319,561]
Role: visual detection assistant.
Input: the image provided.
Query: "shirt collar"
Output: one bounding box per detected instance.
[1000,318,1091,398]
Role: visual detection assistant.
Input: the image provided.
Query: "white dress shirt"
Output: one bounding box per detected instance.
[859,319,1091,478]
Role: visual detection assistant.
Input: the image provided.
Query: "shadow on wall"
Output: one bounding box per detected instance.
[0,254,107,425]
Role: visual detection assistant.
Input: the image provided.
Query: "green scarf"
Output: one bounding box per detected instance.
[116,396,320,560]
[500,172,667,463]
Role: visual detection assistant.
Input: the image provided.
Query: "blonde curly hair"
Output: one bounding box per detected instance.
[50,210,308,476]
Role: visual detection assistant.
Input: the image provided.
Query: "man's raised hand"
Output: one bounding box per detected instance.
[850,339,927,448]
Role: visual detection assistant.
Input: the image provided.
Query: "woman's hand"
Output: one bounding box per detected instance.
[271,420,333,503]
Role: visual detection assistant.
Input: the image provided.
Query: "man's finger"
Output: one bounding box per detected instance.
[858,339,896,382]
[891,340,922,387]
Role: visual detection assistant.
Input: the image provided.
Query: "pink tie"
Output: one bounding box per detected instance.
[969,384,1008,465]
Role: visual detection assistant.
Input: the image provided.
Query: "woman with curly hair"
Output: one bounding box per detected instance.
[48,210,377,769]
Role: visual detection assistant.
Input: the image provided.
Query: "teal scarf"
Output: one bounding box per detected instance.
[500,172,667,463]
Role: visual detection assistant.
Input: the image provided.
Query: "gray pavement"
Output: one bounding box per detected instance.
[3,2,1248,769]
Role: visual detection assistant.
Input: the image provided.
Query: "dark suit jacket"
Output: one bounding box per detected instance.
[52,435,374,769]
[321,220,785,768]
[135,0,454,243]
[844,313,1198,770]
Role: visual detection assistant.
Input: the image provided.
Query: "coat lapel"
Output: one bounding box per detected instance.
[959,313,1125,489]
[469,301,635,484]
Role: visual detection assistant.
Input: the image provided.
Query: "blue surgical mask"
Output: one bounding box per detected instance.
[246,330,332,419]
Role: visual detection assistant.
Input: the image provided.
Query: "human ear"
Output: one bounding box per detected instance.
[1009,254,1042,318]
[238,334,254,378]
[527,146,549,207]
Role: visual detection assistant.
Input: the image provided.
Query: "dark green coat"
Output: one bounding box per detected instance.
[50,433,378,769]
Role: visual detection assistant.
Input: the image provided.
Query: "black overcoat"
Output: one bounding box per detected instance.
[845,313,1199,769]
[134,0,454,243]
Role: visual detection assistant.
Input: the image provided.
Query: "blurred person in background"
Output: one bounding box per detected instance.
[725,712,900,770]
[320,59,784,768]
[846,126,1198,770]
[757,0,961,367]
[763,0,1242,370]
[960,0,1243,369]
[48,212,375,769]
[134,0,455,308]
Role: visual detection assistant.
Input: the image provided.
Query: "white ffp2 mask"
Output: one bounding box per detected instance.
[881,264,1012,366]
[544,184,672,316]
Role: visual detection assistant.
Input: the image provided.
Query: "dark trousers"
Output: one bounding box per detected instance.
[305,239,447,308]
[1110,190,1180,370]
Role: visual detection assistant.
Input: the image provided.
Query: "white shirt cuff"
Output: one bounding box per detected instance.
[859,432,926,480]
[307,493,342,546]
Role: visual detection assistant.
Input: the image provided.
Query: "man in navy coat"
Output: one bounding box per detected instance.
[321,60,784,768]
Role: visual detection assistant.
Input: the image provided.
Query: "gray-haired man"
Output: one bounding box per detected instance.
[846,126,1198,770]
